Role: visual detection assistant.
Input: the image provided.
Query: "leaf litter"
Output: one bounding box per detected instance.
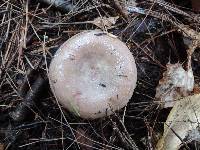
[1,0,200,149]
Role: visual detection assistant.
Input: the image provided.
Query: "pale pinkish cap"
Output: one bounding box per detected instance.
[49,30,137,119]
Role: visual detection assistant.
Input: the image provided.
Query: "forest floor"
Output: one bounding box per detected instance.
[0,0,200,150]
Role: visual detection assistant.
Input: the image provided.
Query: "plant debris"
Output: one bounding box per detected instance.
[155,63,194,108]
[39,0,75,12]
[75,128,93,150]
[1,0,200,149]
[92,16,119,29]
[156,94,200,150]
[9,71,47,122]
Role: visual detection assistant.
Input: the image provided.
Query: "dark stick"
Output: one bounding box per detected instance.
[9,74,47,122]
[18,69,38,98]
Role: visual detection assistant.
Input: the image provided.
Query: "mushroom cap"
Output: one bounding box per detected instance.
[49,30,137,119]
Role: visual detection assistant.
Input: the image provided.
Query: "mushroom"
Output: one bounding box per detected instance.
[49,30,137,119]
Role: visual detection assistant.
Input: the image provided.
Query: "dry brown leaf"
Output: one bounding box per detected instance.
[156,94,200,150]
[155,63,194,108]
[193,84,200,94]
[92,16,119,29]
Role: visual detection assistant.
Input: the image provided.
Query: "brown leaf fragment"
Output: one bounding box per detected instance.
[193,84,200,94]
[92,16,119,29]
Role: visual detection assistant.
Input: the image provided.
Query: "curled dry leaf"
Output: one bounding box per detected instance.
[155,63,194,108]
[156,94,200,150]
[92,16,119,29]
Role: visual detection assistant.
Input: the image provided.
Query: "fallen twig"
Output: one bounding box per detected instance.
[9,71,47,122]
